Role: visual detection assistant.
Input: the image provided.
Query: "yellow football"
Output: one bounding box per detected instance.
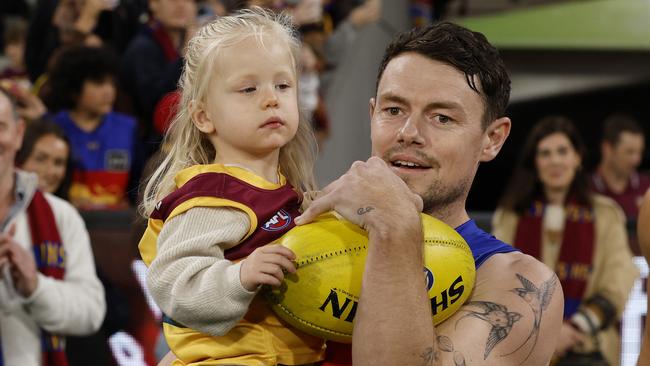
[264,212,476,343]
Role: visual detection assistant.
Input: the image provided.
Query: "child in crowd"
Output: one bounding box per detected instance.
[47,46,141,210]
[138,8,324,366]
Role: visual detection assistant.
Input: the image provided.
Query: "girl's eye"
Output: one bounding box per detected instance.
[277,83,290,90]
[241,87,256,94]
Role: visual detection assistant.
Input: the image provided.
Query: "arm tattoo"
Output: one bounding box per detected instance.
[455,301,522,360]
[425,335,466,366]
[357,206,375,215]
[502,273,558,363]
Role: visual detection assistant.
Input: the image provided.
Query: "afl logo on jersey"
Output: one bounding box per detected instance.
[262,210,292,231]
[424,267,434,291]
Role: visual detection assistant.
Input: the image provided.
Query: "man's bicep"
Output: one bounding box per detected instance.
[434,253,563,366]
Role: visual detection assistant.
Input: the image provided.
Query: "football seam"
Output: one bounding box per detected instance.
[295,245,367,267]
[424,239,471,253]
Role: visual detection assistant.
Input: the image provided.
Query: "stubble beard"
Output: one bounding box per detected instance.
[414,175,472,217]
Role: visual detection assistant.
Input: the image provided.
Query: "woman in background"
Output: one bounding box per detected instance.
[15,118,72,199]
[492,115,638,366]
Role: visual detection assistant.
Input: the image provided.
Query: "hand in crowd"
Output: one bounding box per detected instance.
[239,245,297,291]
[0,79,46,122]
[0,225,39,298]
[554,321,588,358]
[349,0,382,28]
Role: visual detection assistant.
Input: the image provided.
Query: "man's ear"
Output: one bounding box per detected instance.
[190,100,216,134]
[369,97,376,122]
[479,117,511,163]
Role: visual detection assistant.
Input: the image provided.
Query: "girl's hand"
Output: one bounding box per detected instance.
[239,245,296,291]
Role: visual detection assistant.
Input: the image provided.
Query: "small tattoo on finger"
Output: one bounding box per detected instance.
[357,206,375,215]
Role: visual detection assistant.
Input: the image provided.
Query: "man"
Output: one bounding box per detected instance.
[0,90,105,365]
[637,190,650,366]
[591,114,649,254]
[296,22,563,365]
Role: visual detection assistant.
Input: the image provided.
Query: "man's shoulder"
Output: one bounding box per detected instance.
[475,251,555,290]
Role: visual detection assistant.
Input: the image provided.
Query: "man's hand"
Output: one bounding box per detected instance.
[296,156,423,232]
[0,225,39,298]
[239,245,296,291]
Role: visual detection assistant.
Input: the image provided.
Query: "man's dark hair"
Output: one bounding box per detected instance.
[602,113,645,146]
[46,46,118,112]
[376,21,511,128]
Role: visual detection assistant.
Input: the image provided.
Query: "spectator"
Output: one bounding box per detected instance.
[493,115,639,366]
[47,46,141,210]
[0,88,105,366]
[591,113,649,254]
[15,119,72,200]
[25,0,147,83]
[1,17,30,90]
[120,0,197,151]
[637,190,650,366]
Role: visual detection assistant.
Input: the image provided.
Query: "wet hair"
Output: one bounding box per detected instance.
[46,46,118,111]
[15,118,72,200]
[141,7,317,216]
[376,21,510,128]
[602,113,645,146]
[499,115,592,213]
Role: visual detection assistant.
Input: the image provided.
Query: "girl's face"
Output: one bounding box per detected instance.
[535,132,581,193]
[76,78,116,117]
[195,36,299,166]
[21,134,69,193]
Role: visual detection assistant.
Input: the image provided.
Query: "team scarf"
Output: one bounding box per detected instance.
[27,190,68,366]
[149,21,181,62]
[513,199,595,319]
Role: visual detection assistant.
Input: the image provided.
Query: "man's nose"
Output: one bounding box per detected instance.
[397,116,425,145]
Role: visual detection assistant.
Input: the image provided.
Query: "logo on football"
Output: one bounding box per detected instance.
[262,210,292,231]
[424,267,434,291]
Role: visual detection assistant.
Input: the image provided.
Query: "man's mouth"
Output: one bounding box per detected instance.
[391,160,427,169]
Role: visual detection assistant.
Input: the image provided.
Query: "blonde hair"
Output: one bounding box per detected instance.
[141,7,317,217]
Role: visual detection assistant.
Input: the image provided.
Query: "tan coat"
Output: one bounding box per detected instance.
[492,195,639,366]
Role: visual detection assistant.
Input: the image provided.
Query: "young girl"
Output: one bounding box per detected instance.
[138,8,325,366]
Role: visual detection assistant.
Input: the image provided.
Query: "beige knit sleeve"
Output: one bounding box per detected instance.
[146,206,257,336]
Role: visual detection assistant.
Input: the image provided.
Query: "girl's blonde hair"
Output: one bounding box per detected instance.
[141,7,317,217]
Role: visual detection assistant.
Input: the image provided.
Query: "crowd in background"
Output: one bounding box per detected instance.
[0,1,649,366]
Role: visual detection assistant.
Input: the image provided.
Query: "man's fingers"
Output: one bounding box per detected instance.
[295,194,334,225]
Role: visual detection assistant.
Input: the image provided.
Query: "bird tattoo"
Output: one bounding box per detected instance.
[457,301,522,359]
[503,273,558,362]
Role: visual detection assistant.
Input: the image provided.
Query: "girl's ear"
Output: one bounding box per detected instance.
[190,100,216,134]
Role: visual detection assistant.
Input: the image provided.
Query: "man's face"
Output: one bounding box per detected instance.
[370,53,503,214]
[606,131,645,178]
[150,0,196,31]
[0,94,25,179]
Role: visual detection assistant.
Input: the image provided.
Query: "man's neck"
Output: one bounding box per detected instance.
[428,200,470,229]
[598,163,629,194]
[69,109,103,133]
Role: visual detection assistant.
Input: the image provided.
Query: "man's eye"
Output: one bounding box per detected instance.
[387,107,400,115]
[435,115,450,124]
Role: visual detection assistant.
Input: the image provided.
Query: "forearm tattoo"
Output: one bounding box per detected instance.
[357,206,375,215]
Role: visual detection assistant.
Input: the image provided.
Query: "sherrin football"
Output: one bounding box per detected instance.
[264,212,476,343]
